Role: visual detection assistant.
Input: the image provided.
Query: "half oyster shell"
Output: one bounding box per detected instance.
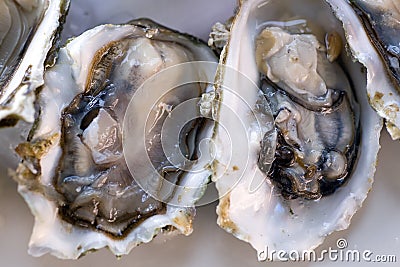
[0,0,69,125]
[14,19,217,259]
[211,0,382,260]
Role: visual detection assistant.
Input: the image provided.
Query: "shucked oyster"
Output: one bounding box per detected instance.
[14,19,217,259]
[0,0,69,125]
[211,0,382,259]
[256,26,360,200]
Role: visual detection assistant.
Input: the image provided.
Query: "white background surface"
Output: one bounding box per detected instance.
[0,0,399,266]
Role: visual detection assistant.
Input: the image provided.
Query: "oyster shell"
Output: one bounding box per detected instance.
[0,0,70,125]
[14,19,217,259]
[211,0,382,260]
[326,0,400,139]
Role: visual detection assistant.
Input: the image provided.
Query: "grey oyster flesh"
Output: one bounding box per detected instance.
[255,25,360,200]
[18,19,217,238]
[349,0,400,89]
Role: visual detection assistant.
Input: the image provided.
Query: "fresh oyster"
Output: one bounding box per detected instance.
[211,0,382,260]
[327,0,400,139]
[0,0,69,125]
[14,19,217,259]
[256,26,361,200]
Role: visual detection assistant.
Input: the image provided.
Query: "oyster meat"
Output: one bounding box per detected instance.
[0,0,69,125]
[256,26,359,199]
[211,0,382,260]
[14,19,217,259]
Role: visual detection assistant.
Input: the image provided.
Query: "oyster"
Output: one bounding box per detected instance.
[211,0,382,260]
[14,19,217,259]
[0,0,69,125]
